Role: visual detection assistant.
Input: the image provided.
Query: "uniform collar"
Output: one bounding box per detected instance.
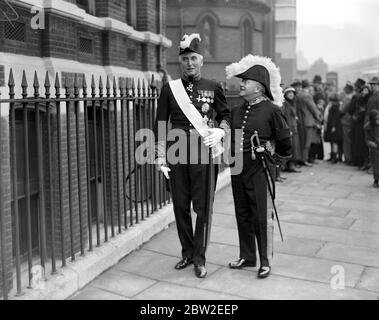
[245,95,268,107]
[182,74,202,83]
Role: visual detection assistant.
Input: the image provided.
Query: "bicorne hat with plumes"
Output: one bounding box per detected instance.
[179,33,202,55]
[225,55,284,107]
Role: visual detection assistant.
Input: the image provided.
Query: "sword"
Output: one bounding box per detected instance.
[203,118,217,251]
[251,131,284,242]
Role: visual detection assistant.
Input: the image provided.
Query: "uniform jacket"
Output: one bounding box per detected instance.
[230,99,292,180]
[154,77,231,157]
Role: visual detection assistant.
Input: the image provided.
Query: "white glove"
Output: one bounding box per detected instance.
[203,128,225,148]
[155,157,171,180]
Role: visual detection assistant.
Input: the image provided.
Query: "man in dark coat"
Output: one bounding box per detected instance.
[225,55,292,279]
[296,80,321,166]
[366,77,379,127]
[154,34,231,278]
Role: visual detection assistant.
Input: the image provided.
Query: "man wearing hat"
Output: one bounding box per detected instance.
[296,80,322,166]
[225,55,292,278]
[366,76,379,127]
[154,34,231,278]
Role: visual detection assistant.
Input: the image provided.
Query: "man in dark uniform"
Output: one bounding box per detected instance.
[154,34,231,278]
[225,55,292,279]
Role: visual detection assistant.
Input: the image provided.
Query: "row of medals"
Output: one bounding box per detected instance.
[196,90,215,104]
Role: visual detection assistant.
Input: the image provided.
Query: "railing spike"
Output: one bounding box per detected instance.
[54,72,60,97]
[44,71,51,98]
[74,74,79,97]
[21,70,28,97]
[91,75,96,96]
[82,75,87,96]
[33,71,39,97]
[8,68,15,87]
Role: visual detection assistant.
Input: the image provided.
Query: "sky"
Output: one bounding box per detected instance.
[297,0,379,67]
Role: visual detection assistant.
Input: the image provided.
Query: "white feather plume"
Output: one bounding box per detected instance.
[180,33,201,49]
[225,55,284,107]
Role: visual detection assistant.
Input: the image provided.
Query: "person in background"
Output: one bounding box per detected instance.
[352,84,372,170]
[283,87,301,172]
[309,97,326,162]
[324,93,343,164]
[365,109,379,188]
[365,77,379,128]
[340,82,355,165]
[350,78,367,167]
[296,80,321,166]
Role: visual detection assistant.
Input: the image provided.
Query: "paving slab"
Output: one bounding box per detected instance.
[293,188,351,199]
[349,218,379,233]
[69,286,129,300]
[316,243,379,268]
[89,269,157,298]
[277,194,336,206]
[346,209,379,221]
[277,203,349,217]
[272,253,364,288]
[281,222,379,249]
[280,211,355,229]
[356,268,379,293]
[114,249,221,287]
[197,268,377,300]
[331,199,379,211]
[134,282,245,300]
[211,213,237,229]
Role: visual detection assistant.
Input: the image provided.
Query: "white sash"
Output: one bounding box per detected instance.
[169,79,223,158]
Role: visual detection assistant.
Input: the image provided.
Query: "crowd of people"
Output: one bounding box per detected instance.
[280,75,379,188]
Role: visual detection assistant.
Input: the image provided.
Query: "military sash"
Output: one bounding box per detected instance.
[168,79,223,158]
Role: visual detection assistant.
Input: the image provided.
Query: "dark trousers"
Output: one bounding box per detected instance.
[169,163,216,265]
[231,168,274,267]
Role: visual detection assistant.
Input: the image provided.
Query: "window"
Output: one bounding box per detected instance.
[4,21,26,42]
[242,20,252,56]
[126,0,137,28]
[200,16,216,58]
[79,37,93,54]
[77,0,96,15]
[275,21,296,36]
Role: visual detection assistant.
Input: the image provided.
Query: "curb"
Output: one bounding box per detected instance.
[9,168,231,300]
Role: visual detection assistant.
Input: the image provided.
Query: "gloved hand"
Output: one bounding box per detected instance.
[203,128,225,148]
[155,158,171,180]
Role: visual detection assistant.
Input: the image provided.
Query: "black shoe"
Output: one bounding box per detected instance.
[288,168,301,173]
[194,264,207,278]
[258,266,271,279]
[175,258,193,270]
[229,258,256,269]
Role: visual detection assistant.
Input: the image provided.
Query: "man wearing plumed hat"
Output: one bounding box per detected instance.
[225,55,292,278]
[154,34,231,278]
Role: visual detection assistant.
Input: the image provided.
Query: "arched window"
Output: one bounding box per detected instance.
[242,19,253,56]
[200,16,216,58]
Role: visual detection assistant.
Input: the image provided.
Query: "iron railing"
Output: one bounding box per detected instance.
[0,69,232,300]
[0,69,171,299]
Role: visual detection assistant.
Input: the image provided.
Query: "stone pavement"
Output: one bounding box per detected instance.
[69,161,379,300]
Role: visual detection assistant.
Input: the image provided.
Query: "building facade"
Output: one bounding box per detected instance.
[166,0,274,92]
[0,0,172,95]
[275,0,297,86]
[0,0,172,299]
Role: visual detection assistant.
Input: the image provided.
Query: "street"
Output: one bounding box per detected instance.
[70,161,379,300]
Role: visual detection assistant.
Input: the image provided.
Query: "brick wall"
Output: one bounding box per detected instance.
[0,6,42,58]
[0,115,13,299]
[50,106,88,259]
